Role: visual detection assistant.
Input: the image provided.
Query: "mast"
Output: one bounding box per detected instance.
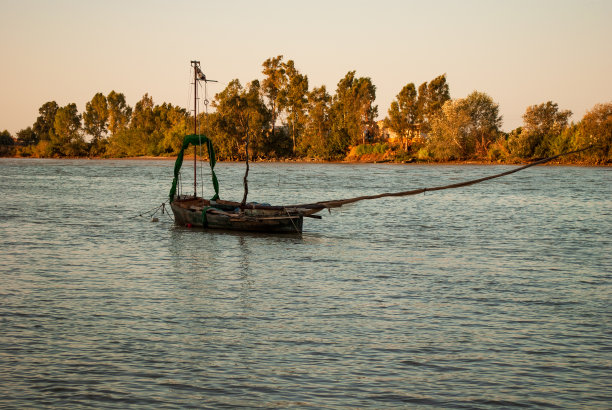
[191,60,199,197]
[189,60,217,198]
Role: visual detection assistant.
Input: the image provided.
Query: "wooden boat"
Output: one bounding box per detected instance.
[169,61,323,233]
[170,197,323,233]
[168,62,591,233]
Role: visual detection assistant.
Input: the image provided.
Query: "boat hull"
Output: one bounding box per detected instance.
[170,198,306,233]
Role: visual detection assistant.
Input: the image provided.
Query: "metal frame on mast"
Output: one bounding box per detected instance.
[190,60,217,197]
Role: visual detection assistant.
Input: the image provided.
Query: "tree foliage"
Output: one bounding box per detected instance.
[385,83,418,149]
[83,92,109,155]
[282,60,309,153]
[0,130,14,145]
[0,130,15,156]
[107,91,132,137]
[16,127,37,146]
[575,102,612,162]
[262,55,286,137]
[428,99,473,160]
[212,79,271,160]
[385,74,450,149]
[3,57,609,164]
[509,101,572,158]
[50,103,86,156]
[157,103,189,154]
[426,91,502,160]
[461,91,502,156]
[329,71,377,156]
[420,74,451,133]
[33,101,59,142]
[301,85,332,158]
[105,96,188,158]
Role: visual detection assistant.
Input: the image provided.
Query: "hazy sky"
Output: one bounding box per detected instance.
[1,0,611,135]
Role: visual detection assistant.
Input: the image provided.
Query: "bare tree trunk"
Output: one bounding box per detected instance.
[271,101,276,138]
[241,128,250,207]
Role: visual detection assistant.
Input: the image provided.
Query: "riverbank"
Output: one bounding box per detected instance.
[3,153,608,166]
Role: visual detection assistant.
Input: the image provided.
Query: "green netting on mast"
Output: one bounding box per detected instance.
[169,134,220,203]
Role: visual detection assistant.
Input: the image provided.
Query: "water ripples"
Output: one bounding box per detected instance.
[0,159,610,408]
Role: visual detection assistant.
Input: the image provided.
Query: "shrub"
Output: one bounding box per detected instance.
[417,147,432,161]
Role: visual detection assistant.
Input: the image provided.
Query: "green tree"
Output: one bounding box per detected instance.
[16,127,38,146]
[330,71,377,154]
[416,82,428,129]
[301,85,332,158]
[211,80,244,159]
[83,92,109,156]
[262,55,287,137]
[104,129,137,158]
[0,130,15,156]
[246,80,272,157]
[427,99,472,160]
[107,93,159,157]
[385,83,418,149]
[131,93,157,155]
[50,103,85,156]
[157,103,189,155]
[107,91,132,136]
[354,77,378,145]
[131,93,155,132]
[427,74,450,113]
[0,130,12,142]
[329,73,355,156]
[548,124,576,158]
[33,101,59,142]
[509,101,572,158]
[212,79,271,159]
[576,102,612,162]
[282,60,309,153]
[462,91,502,157]
[417,74,451,134]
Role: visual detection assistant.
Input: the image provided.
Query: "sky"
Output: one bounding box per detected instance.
[1,0,611,136]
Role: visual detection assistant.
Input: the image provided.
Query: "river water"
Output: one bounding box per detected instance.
[1,158,610,408]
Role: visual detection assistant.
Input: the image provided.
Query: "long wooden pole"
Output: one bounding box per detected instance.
[193,61,198,198]
[291,146,593,210]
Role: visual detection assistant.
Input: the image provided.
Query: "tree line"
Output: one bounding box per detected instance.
[1,55,610,164]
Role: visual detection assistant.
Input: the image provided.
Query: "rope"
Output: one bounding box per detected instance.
[283,207,300,232]
[197,80,203,198]
[186,65,193,198]
[128,204,161,219]
[199,133,203,197]
[204,81,210,115]
[162,202,174,222]
[200,80,210,198]
[130,201,173,221]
